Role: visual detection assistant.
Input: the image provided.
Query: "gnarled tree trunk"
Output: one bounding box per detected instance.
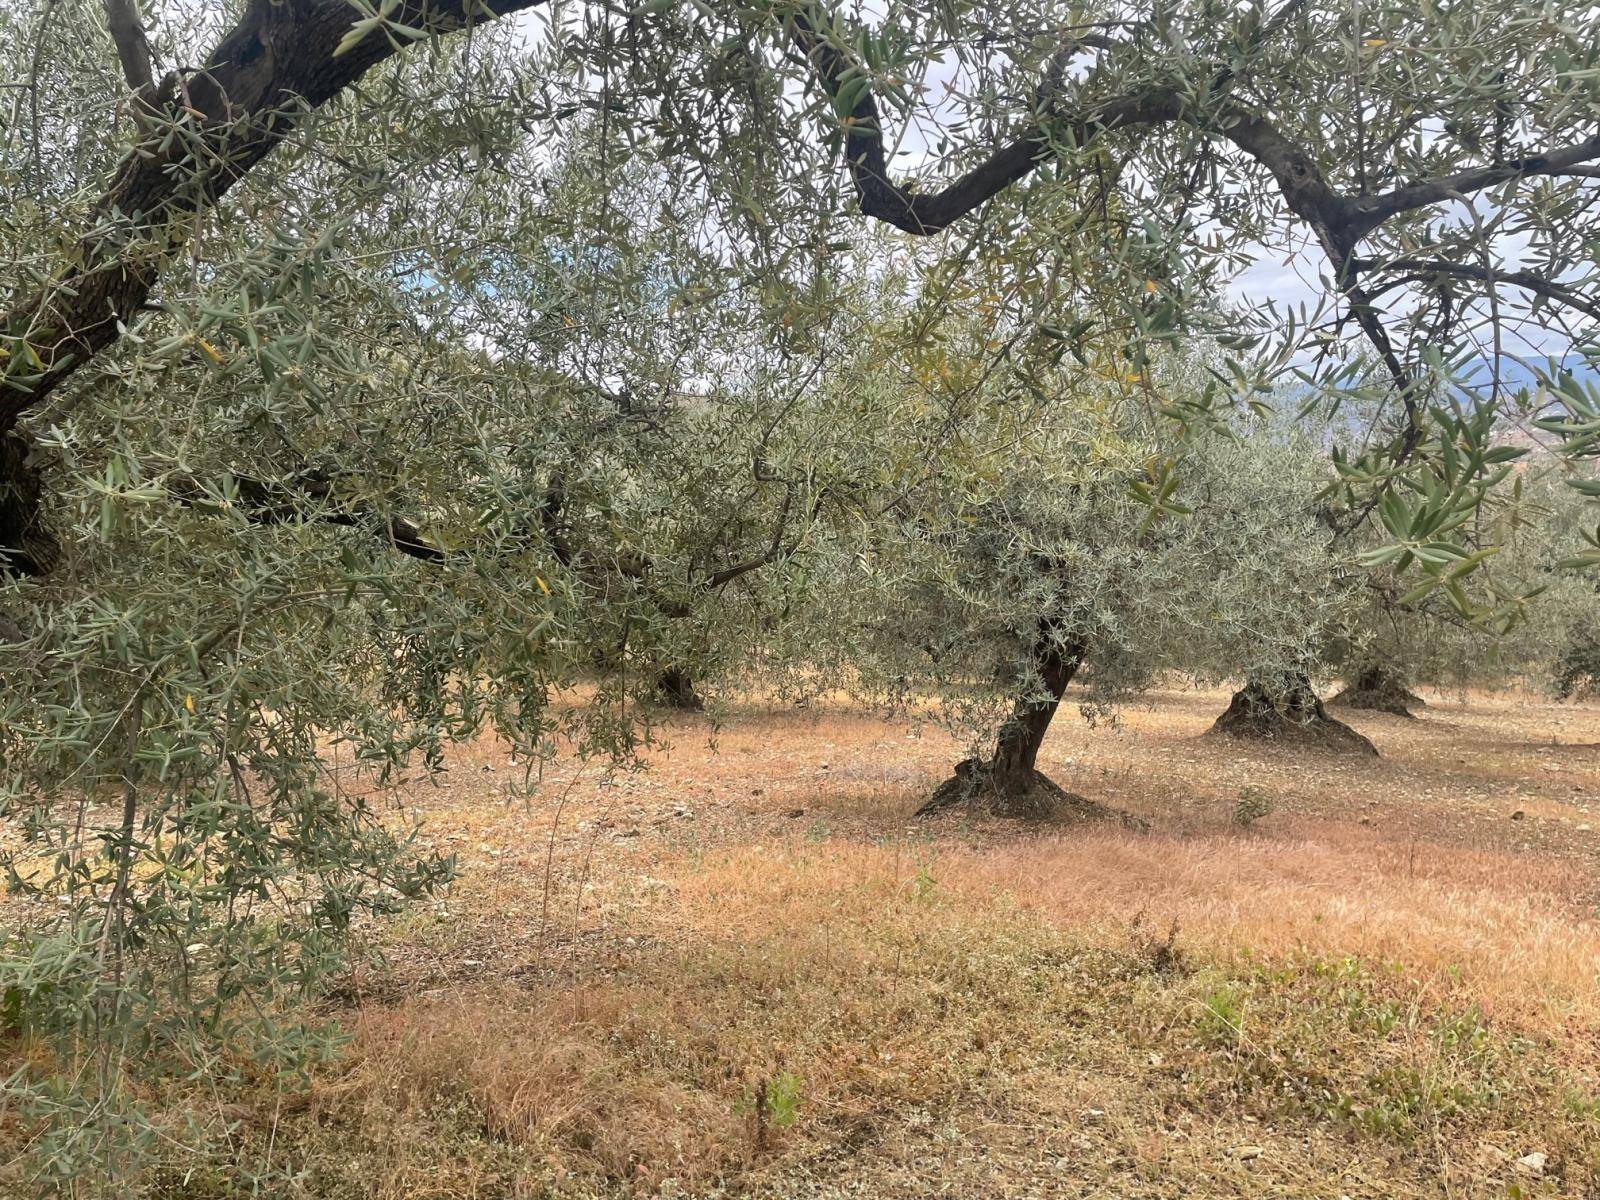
[919,624,1131,822]
[654,667,705,711]
[1208,672,1378,755]
[1330,665,1424,717]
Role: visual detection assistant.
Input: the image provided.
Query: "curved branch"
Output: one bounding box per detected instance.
[790,0,1317,236]
[790,10,1184,234]
[1359,256,1600,324]
[0,0,544,434]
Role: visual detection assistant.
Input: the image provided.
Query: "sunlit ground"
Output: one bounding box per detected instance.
[17,685,1600,1197]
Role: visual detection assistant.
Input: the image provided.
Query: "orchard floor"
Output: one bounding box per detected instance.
[221,689,1600,1196]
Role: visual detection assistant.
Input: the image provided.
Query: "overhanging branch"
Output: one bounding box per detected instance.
[0,0,546,435]
[101,0,154,95]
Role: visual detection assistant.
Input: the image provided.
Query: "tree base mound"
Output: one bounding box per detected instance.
[653,669,705,712]
[1206,685,1378,756]
[916,758,1147,827]
[1329,679,1424,718]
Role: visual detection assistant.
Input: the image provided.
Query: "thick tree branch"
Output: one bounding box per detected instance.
[791,10,1184,234]
[0,0,543,434]
[1343,134,1600,242]
[790,0,1320,237]
[795,3,1544,479]
[102,0,154,94]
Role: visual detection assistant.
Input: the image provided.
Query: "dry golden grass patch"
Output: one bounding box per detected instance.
[13,686,1600,1198]
[251,687,1600,1198]
[285,826,1600,1199]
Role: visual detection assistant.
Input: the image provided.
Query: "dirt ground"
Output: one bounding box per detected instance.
[259,684,1600,1200]
[9,685,1598,1198]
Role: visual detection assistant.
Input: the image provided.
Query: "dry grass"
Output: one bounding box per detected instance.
[20,686,1600,1197]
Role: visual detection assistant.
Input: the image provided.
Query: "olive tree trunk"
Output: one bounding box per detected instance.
[1208,672,1378,755]
[918,624,1102,819]
[654,667,705,711]
[1330,665,1424,716]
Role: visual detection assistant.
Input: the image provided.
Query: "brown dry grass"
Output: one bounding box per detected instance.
[32,687,1600,1197]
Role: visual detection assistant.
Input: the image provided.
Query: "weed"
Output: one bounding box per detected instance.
[1232,786,1273,829]
[1562,1089,1600,1121]
[1435,1004,1491,1054]
[1198,985,1245,1045]
[763,1071,803,1130]
[908,864,937,904]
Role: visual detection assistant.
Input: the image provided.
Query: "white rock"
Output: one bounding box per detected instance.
[1515,1152,1547,1177]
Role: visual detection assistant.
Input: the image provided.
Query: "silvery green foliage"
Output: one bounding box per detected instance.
[781,325,1357,757]
[0,29,705,1192]
[1375,463,1600,697]
[1,0,1597,1188]
[0,17,893,1183]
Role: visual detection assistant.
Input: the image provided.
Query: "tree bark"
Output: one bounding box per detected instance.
[919,623,1134,822]
[1208,672,1378,755]
[985,628,1081,790]
[1330,665,1423,717]
[0,433,58,578]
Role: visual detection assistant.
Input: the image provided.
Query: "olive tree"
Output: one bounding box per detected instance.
[1,0,1597,1183]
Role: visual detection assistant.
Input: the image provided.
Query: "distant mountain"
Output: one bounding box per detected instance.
[1456,353,1596,395]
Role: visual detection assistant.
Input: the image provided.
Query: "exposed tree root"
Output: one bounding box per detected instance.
[916,757,1148,828]
[1207,678,1378,756]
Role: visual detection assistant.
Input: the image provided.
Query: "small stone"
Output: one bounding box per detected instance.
[785,808,806,818]
[616,827,641,838]
[1510,810,1526,820]
[1515,1152,1547,1177]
